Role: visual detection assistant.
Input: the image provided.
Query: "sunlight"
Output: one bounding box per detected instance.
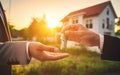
[46,16,62,28]
[47,19,56,28]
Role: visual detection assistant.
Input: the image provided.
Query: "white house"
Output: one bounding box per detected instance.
[61,1,117,36]
[60,1,117,52]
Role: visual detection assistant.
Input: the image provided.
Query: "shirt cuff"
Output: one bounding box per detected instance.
[99,34,104,50]
[26,42,31,60]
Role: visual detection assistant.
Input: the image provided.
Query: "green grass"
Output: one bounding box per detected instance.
[12,46,120,75]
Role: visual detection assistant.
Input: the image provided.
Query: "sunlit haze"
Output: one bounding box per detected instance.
[0,0,120,30]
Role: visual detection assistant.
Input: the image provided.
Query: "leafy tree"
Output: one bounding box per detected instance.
[115,30,120,35]
[19,28,29,40]
[115,17,120,36]
[55,26,61,32]
[28,15,49,41]
[28,18,39,38]
[116,17,120,26]
[9,24,19,37]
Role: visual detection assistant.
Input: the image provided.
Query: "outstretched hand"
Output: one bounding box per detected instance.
[62,24,100,47]
[29,42,69,61]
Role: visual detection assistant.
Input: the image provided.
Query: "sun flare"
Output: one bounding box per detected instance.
[46,17,62,28]
[47,19,56,28]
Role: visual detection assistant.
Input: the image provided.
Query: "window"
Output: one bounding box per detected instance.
[72,20,75,24]
[76,19,78,23]
[89,19,93,28]
[106,8,109,15]
[102,19,105,29]
[72,19,78,24]
[86,24,88,28]
[86,19,93,29]
[86,20,88,28]
[106,18,109,29]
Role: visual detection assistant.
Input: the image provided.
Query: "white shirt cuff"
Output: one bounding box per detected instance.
[99,34,104,50]
[26,42,31,60]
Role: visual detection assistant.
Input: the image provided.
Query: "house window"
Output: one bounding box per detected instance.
[76,19,78,23]
[106,8,109,15]
[72,20,75,24]
[86,19,93,29]
[86,20,88,28]
[102,19,105,29]
[106,18,109,29]
[86,24,88,28]
[72,19,78,24]
[89,19,93,28]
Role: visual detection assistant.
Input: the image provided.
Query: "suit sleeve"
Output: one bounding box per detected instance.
[0,42,31,65]
[101,35,120,61]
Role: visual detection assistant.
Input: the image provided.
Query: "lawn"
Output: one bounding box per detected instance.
[12,45,120,75]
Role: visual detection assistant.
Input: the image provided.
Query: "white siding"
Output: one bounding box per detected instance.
[78,15,84,24]
[62,4,116,36]
[98,5,115,36]
[67,14,84,25]
[68,18,72,25]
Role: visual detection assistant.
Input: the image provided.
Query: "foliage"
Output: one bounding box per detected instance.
[116,17,120,26]
[54,26,62,32]
[9,15,58,41]
[19,28,29,40]
[115,30,120,36]
[115,17,120,36]
[12,45,120,75]
[9,24,19,37]
[28,16,52,41]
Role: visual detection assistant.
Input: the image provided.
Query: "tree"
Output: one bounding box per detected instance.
[115,17,120,36]
[116,17,120,26]
[115,30,120,36]
[28,18,39,39]
[28,15,49,41]
[9,24,19,37]
[19,28,29,40]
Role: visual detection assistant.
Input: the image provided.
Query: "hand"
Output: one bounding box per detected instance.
[62,24,100,47]
[28,42,69,61]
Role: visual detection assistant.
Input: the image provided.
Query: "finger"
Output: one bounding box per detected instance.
[61,24,86,33]
[38,43,59,52]
[65,31,93,43]
[29,42,59,52]
[80,34,100,47]
[77,25,88,31]
[61,24,78,33]
[65,31,85,37]
[47,53,70,61]
[61,25,71,33]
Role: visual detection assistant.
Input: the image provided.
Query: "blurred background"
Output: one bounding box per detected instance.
[1,0,120,75]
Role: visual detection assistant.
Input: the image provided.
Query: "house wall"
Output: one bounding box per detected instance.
[62,14,84,26]
[61,2,116,51]
[62,21,69,26]
[78,15,84,24]
[62,5,116,36]
[98,5,116,36]
[83,16,99,34]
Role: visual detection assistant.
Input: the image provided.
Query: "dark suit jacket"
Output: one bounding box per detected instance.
[101,35,120,61]
[0,42,30,65]
[0,2,30,65]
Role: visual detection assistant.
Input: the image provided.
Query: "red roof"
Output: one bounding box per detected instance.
[61,1,117,22]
